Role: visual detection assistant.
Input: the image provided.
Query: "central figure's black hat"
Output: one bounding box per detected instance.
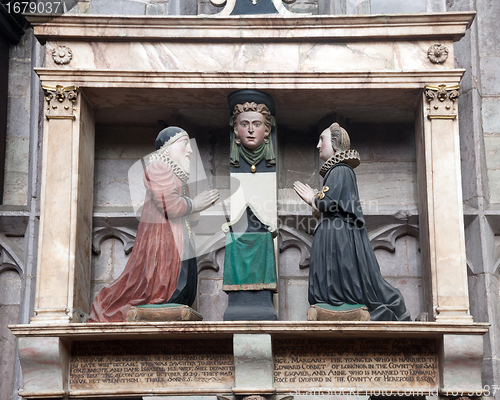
[227,89,276,116]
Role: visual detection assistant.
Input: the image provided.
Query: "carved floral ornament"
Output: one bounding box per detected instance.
[424,84,460,120]
[427,43,448,64]
[42,85,79,120]
[52,45,73,65]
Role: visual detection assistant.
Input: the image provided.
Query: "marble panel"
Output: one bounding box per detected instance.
[18,337,69,392]
[298,42,395,72]
[393,40,454,71]
[371,0,426,14]
[440,335,483,391]
[233,334,273,389]
[46,39,453,73]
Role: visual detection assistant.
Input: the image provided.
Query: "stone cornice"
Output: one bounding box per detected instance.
[9,321,489,339]
[34,69,466,89]
[27,12,475,43]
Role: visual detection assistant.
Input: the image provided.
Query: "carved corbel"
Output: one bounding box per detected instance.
[42,85,79,120]
[424,84,460,120]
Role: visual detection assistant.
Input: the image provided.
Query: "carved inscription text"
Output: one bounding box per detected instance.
[273,338,438,391]
[70,339,234,390]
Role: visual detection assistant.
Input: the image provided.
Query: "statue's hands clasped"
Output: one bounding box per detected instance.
[294,181,315,206]
[192,189,220,213]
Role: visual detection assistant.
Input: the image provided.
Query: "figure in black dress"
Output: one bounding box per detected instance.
[294,123,410,321]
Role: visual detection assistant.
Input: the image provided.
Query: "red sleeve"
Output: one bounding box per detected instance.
[144,161,190,219]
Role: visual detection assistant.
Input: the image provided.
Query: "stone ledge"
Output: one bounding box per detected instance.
[26,12,475,42]
[9,321,489,340]
[34,69,466,89]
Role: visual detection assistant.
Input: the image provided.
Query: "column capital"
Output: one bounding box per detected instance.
[424,84,460,120]
[42,85,79,120]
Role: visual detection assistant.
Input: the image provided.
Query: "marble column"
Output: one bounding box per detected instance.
[31,85,95,324]
[416,84,473,323]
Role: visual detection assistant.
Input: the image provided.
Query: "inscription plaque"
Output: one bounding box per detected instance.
[273,338,438,392]
[70,339,234,390]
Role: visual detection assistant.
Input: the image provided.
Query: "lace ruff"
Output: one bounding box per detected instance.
[319,149,361,177]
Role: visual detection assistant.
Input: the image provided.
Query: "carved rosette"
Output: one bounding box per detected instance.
[42,85,79,120]
[427,43,449,64]
[424,84,460,120]
[52,45,73,65]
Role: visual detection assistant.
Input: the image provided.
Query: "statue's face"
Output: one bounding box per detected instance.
[236,111,266,150]
[168,136,192,173]
[317,129,334,162]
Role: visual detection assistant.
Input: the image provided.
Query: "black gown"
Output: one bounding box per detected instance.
[308,162,411,321]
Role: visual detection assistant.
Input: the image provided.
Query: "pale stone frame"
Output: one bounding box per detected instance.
[25,12,475,326]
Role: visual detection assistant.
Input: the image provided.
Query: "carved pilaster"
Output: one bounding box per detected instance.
[42,85,79,120]
[424,84,460,120]
[416,85,472,323]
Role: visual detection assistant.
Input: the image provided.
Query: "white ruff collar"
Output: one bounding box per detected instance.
[319,149,360,177]
[149,152,190,183]
[149,131,190,182]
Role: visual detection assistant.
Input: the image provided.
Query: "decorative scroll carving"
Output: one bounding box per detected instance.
[196,231,225,273]
[42,85,79,120]
[92,227,137,255]
[368,223,419,253]
[52,45,73,65]
[424,84,460,120]
[427,43,448,64]
[278,225,312,269]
